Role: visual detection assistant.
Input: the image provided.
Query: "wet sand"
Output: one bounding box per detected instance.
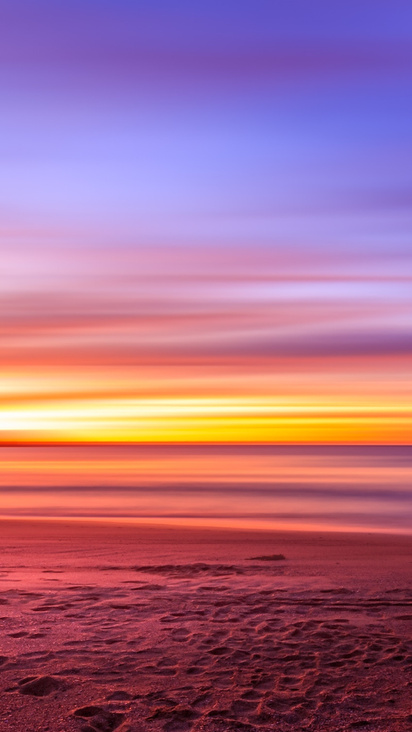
[0,519,411,731]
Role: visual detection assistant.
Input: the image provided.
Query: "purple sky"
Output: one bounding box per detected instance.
[1,0,412,253]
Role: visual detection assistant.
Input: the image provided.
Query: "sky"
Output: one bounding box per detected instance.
[1,0,412,446]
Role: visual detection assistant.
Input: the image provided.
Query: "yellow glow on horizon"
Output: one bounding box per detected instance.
[1,395,410,444]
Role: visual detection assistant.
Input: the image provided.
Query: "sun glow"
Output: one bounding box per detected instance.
[1,394,410,444]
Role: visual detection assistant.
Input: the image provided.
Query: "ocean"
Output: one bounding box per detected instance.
[1,444,411,533]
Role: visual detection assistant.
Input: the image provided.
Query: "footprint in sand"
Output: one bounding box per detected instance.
[18,675,60,696]
[146,702,198,731]
[231,698,258,715]
[73,705,125,731]
[8,631,29,638]
[106,691,133,701]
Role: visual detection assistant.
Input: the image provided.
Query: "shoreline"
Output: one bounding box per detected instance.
[1,514,411,536]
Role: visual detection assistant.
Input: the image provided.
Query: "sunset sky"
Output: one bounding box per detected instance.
[1,0,412,446]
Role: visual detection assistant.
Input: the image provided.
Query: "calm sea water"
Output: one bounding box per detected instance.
[1,445,411,533]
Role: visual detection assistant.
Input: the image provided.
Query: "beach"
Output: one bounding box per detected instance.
[0,519,411,731]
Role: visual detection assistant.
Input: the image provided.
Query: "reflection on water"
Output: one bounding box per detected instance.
[1,445,411,533]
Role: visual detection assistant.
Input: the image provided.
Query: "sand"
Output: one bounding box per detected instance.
[0,520,411,732]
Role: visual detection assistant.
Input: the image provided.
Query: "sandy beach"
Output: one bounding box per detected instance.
[0,519,411,731]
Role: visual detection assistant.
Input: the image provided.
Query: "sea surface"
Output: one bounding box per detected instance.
[1,444,411,533]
